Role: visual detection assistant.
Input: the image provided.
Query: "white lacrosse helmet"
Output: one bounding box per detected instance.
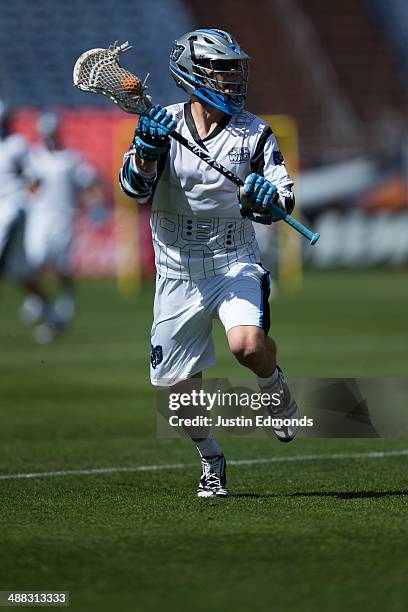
[37,111,60,139]
[169,28,250,115]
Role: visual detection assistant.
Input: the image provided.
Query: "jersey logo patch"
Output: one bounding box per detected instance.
[150,344,163,369]
[228,147,250,164]
[273,150,284,165]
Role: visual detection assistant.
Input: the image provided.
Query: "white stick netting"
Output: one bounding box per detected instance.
[73,42,152,114]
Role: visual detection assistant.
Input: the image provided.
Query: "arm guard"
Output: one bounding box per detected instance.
[119,153,157,204]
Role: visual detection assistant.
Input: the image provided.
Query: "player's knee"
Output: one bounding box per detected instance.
[229,337,264,365]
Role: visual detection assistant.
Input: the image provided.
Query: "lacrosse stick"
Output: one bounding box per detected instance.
[73,42,320,245]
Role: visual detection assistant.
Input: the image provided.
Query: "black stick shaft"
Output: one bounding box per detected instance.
[170,131,320,245]
[171,131,243,187]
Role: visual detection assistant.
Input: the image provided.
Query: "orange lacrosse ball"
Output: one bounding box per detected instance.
[122,75,142,95]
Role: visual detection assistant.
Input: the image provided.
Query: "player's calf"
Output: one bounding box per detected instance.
[228,326,276,376]
[228,327,299,442]
[169,376,229,498]
[258,367,300,442]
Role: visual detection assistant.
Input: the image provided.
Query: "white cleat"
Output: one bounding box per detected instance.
[19,295,44,326]
[54,295,76,327]
[197,454,229,498]
[33,323,58,345]
[33,303,68,344]
[265,367,300,443]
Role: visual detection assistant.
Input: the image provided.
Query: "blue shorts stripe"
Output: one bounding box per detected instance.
[258,268,271,334]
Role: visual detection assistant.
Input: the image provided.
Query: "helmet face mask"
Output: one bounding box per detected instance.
[37,111,60,149]
[170,29,250,115]
[193,58,249,110]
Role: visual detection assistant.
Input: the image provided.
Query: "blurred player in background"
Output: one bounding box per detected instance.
[21,111,101,343]
[0,99,56,320]
[120,29,300,498]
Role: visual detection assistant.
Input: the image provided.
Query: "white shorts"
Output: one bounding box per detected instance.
[150,262,271,386]
[0,206,27,278]
[24,214,74,275]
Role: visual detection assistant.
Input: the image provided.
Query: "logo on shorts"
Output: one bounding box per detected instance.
[150,344,163,369]
[228,147,250,164]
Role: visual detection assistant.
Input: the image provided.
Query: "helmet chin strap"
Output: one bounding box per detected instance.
[190,94,231,121]
[193,87,241,115]
[189,72,245,114]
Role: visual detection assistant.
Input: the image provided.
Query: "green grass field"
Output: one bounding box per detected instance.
[1,269,408,611]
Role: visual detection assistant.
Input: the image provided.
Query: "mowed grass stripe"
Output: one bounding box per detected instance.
[1,448,407,480]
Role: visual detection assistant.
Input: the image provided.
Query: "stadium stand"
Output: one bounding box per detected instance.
[369,0,408,80]
[0,0,193,108]
[297,0,407,124]
[186,0,407,159]
[2,0,405,158]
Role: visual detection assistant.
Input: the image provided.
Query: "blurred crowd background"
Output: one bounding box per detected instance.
[0,0,407,290]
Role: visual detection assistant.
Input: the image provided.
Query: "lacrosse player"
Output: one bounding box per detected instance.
[119,29,300,498]
[0,100,57,323]
[21,112,98,342]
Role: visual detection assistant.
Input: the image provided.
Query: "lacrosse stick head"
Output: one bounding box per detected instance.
[73,41,152,114]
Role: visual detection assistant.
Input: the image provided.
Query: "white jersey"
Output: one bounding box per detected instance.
[0,133,33,274]
[120,102,294,280]
[28,146,95,219]
[0,134,31,208]
[24,146,95,274]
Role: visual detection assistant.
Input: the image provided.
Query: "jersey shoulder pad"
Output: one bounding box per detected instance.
[237,111,271,135]
[8,133,29,156]
[239,110,258,123]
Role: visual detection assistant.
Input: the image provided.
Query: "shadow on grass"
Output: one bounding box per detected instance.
[232,490,408,499]
[293,490,408,499]
[231,493,277,499]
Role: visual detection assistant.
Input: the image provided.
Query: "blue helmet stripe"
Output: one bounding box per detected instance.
[196,28,231,42]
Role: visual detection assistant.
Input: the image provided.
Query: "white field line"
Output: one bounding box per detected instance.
[0,449,407,481]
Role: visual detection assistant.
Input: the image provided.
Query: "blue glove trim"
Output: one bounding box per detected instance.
[133,105,177,160]
[240,173,281,224]
[243,173,278,210]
